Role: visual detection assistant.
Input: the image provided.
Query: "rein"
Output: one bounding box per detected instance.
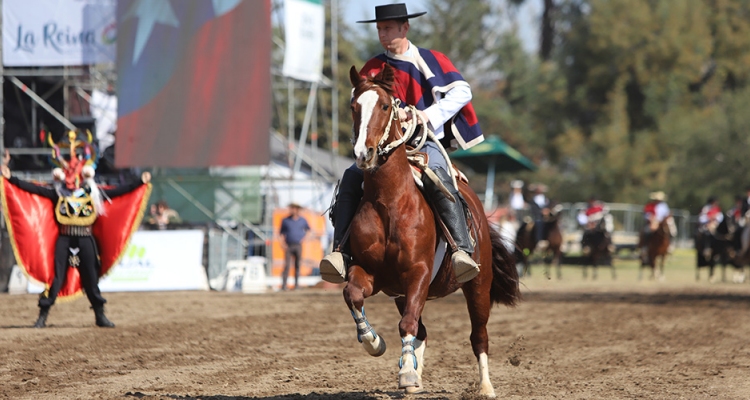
[370,93,459,191]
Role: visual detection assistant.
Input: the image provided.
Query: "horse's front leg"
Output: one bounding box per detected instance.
[344,265,386,357]
[658,255,666,281]
[592,256,598,280]
[396,265,430,390]
[395,299,427,394]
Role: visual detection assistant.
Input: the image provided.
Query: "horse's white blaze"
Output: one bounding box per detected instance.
[477,352,496,397]
[353,90,379,160]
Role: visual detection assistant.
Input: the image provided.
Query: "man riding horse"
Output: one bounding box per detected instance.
[639,191,672,263]
[320,3,485,284]
[529,183,551,248]
[578,195,612,255]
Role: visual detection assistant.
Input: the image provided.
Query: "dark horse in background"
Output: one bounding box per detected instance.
[515,205,563,279]
[341,65,520,397]
[580,219,615,280]
[638,217,672,280]
[695,215,740,282]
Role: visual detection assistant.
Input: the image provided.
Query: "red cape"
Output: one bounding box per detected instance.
[1,179,151,300]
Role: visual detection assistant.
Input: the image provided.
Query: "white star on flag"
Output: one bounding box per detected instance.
[124,0,180,64]
[212,0,242,16]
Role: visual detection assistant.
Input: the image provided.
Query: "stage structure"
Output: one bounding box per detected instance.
[0,0,349,284]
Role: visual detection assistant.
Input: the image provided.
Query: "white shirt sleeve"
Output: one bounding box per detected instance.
[655,203,670,221]
[577,212,588,226]
[422,85,472,134]
[698,206,708,224]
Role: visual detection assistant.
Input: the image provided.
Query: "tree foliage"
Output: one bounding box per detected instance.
[277,0,750,211]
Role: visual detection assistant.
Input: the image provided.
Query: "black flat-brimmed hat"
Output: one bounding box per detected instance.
[357,3,427,23]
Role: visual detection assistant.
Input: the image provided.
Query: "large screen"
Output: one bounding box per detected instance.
[116,0,271,168]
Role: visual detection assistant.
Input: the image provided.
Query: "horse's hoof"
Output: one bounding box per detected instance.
[479,386,497,398]
[404,380,424,394]
[398,370,420,389]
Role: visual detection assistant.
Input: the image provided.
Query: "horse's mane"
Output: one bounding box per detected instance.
[353,66,395,98]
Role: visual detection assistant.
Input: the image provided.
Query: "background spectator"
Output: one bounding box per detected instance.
[279,203,310,291]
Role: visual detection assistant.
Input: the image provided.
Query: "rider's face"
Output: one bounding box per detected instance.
[376,20,409,54]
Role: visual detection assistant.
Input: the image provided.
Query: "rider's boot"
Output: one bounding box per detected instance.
[319,169,363,283]
[424,167,479,283]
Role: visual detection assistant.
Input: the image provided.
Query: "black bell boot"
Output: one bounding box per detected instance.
[34,306,50,328]
[93,305,115,328]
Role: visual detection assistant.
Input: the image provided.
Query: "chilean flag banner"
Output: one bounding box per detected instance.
[116,0,271,168]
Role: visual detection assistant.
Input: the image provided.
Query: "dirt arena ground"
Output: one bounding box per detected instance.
[2,251,750,400]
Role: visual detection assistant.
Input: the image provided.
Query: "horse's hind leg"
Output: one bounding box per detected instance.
[462,284,496,398]
[395,299,426,394]
[343,266,386,357]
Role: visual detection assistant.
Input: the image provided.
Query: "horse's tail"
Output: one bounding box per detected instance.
[488,226,521,307]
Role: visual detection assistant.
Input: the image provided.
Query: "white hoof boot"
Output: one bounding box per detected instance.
[405,338,425,394]
[360,330,386,357]
[319,252,346,283]
[352,307,386,357]
[398,335,421,389]
[452,251,480,283]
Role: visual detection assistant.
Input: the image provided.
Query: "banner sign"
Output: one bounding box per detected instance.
[116,0,272,168]
[282,0,324,82]
[2,0,116,67]
[97,230,209,292]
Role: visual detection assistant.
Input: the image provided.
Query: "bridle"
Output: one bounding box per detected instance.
[355,85,426,157]
[353,84,459,198]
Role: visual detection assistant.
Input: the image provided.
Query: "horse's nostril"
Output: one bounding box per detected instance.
[367,147,375,158]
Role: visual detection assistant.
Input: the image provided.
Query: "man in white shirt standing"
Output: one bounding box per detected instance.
[320,3,485,284]
[509,180,526,216]
[529,183,550,248]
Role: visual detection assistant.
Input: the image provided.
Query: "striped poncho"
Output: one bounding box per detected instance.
[360,46,484,150]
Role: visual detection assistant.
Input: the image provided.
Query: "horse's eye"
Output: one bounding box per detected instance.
[381,104,389,111]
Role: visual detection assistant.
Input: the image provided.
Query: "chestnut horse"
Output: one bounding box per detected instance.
[639,217,671,280]
[342,65,520,397]
[580,222,615,280]
[515,207,563,279]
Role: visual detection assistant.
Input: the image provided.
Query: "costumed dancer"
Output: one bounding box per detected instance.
[1,130,151,328]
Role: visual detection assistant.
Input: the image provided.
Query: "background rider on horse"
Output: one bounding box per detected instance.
[578,195,612,255]
[529,183,551,249]
[640,191,672,264]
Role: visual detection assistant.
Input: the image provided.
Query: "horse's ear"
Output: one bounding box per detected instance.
[349,66,363,87]
[375,64,395,85]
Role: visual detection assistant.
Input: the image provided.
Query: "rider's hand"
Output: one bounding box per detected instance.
[398,108,429,124]
[397,108,408,121]
[1,165,10,180]
[141,171,151,184]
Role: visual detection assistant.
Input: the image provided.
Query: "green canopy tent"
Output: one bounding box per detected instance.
[450,136,536,210]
